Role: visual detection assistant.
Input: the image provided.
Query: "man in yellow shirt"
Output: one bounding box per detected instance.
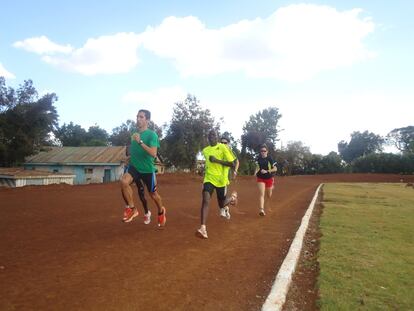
[196,130,236,239]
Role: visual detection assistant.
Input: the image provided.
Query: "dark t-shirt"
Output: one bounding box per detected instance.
[256,156,276,179]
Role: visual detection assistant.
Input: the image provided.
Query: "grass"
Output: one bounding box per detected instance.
[318,183,414,310]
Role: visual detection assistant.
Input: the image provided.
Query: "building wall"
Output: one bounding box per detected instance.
[0,178,16,187]
[0,177,74,188]
[24,164,124,185]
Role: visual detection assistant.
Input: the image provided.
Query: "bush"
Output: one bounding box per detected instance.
[352,153,414,174]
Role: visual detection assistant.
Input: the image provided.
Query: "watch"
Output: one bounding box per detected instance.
[138,140,143,145]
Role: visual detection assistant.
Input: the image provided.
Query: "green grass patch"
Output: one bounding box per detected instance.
[318,183,414,310]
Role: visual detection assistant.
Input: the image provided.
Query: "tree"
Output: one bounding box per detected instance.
[387,126,414,154]
[110,120,136,146]
[338,130,384,163]
[241,107,282,155]
[281,141,312,175]
[352,153,414,174]
[319,152,344,173]
[54,122,88,146]
[85,125,109,146]
[55,123,110,146]
[163,94,219,169]
[0,77,59,166]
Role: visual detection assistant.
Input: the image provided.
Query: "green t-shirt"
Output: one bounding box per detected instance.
[130,129,160,173]
[202,143,236,187]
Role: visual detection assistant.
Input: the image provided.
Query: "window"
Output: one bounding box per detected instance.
[84,168,93,174]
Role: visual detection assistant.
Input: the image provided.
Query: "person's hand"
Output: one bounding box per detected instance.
[209,155,217,163]
[233,171,238,179]
[132,133,140,142]
[260,169,268,174]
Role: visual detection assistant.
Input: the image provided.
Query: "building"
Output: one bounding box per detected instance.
[24,146,127,184]
[23,146,165,185]
[0,167,75,188]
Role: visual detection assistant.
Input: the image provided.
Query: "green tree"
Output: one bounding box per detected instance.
[352,153,414,174]
[85,125,109,146]
[241,107,282,155]
[54,122,88,146]
[387,125,414,154]
[319,152,344,173]
[110,120,136,146]
[163,94,219,169]
[0,78,59,166]
[338,130,384,163]
[280,141,312,175]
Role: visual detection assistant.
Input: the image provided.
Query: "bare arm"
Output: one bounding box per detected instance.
[132,133,157,158]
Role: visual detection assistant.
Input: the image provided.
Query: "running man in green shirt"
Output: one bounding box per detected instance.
[120,109,166,227]
[196,130,237,239]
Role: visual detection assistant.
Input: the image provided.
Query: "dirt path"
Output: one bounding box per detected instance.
[1,173,411,311]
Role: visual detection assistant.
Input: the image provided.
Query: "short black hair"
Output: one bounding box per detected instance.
[138,109,151,120]
[220,134,230,142]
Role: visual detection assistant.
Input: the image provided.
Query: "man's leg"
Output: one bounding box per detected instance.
[201,190,212,225]
[217,187,231,220]
[120,173,139,222]
[197,183,213,239]
[136,179,149,214]
[140,172,166,226]
[121,173,134,207]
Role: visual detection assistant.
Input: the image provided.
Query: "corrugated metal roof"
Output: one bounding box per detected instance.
[0,167,75,178]
[25,146,127,164]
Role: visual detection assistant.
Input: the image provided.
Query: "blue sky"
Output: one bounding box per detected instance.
[1,0,413,155]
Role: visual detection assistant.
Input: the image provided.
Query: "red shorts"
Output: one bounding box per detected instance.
[257,177,274,188]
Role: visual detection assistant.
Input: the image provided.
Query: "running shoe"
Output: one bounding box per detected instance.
[143,211,151,225]
[259,209,266,216]
[230,191,238,206]
[157,207,166,227]
[224,206,231,219]
[220,207,227,218]
[123,207,138,222]
[196,227,208,239]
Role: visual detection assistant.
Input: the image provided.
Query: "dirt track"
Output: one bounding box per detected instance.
[1,173,412,311]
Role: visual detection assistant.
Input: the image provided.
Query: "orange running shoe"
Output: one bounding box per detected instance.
[123,207,138,223]
[157,207,166,227]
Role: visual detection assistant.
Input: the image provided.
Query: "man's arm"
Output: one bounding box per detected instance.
[209,155,234,167]
[132,133,157,158]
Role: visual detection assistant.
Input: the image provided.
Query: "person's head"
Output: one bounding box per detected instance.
[208,130,218,146]
[137,109,151,129]
[220,134,230,145]
[259,144,268,157]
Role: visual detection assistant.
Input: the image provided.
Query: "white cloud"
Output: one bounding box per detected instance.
[14,33,141,75]
[42,33,141,75]
[140,4,375,81]
[122,86,187,125]
[14,4,375,80]
[0,62,15,79]
[13,35,73,54]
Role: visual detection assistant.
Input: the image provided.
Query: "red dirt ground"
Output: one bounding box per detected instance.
[1,173,412,311]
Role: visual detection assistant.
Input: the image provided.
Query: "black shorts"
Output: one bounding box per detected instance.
[203,182,227,201]
[127,165,157,193]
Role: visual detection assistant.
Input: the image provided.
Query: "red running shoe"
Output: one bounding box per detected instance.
[123,207,138,223]
[157,207,166,227]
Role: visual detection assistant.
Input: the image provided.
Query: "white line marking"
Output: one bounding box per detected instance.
[262,183,323,311]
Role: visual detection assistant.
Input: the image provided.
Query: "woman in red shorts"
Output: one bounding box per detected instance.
[254,144,277,216]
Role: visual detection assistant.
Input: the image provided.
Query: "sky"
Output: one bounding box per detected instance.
[1,0,413,155]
